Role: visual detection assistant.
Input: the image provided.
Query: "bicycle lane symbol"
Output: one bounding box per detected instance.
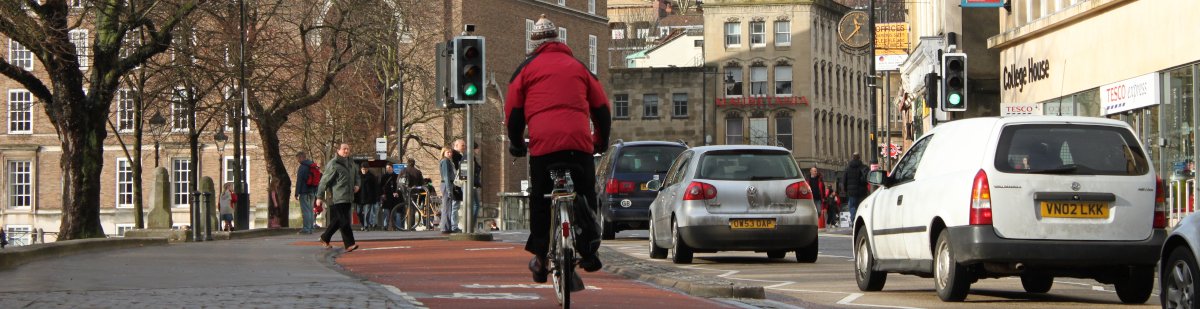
[427,292,540,300]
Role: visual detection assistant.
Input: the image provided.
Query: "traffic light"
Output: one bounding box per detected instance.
[451,36,486,104]
[940,53,967,112]
[435,41,462,109]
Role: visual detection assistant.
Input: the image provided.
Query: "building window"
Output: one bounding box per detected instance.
[8,160,31,209]
[776,114,793,150]
[611,29,625,40]
[116,158,134,208]
[9,39,32,70]
[672,93,688,118]
[642,94,659,118]
[726,117,743,144]
[223,156,250,186]
[614,94,629,118]
[8,90,32,134]
[749,21,765,47]
[724,22,741,47]
[171,88,190,132]
[637,28,649,39]
[775,21,791,46]
[775,66,793,95]
[750,66,768,96]
[70,0,84,8]
[5,225,31,247]
[525,19,534,54]
[588,35,597,74]
[115,224,134,237]
[588,0,596,14]
[69,29,88,69]
[117,89,135,132]
[172,158,190,208]
[750,117,769,145]
[725,67,743,97]
[558,0,565,5]
[558,27,567,43]
[659,27,669,38]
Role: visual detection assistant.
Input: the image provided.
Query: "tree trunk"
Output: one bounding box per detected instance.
[57,103,108,240]
[258,120,292,228]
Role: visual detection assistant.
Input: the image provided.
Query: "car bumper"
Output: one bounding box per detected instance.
[679,225,818,251]
[947,225,1166,267]
[606,204,649,222]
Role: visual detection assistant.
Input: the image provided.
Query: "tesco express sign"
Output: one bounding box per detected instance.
[1101,73,1159,116]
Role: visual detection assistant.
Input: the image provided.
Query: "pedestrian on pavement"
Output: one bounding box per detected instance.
[295,152,318,234]
[439,147,462,234]
[317,143,361,252]
[219,182,235,232]
[839,153,870,222]
[807,167,831,227]
[398,158,425,230]
[1,230,7,249]
[356,163,380,231]
[506,14,612,284]
[455,141,483,231]
[380,163,401,230]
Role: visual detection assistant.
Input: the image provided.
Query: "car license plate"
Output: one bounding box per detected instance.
[730,218,776,229]
[1040,201,1109,219]
[640,183,648,191]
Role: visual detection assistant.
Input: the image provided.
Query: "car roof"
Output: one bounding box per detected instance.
[928,116,1132,137]
[687,145,791,154]
[615,140,688,148]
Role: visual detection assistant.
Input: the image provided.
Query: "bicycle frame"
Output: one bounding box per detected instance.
[546,168,579,307]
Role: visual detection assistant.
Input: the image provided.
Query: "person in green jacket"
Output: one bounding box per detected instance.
[316,143,361,252]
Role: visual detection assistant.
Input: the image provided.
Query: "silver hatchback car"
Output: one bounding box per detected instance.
[646,145,820,264]
[1162,213,1200,309]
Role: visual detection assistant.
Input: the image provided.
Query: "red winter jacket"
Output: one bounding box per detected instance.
[505,42,611,157]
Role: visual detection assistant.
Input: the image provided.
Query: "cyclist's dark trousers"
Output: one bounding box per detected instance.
[525,150,599,260]
[321,202,356,247]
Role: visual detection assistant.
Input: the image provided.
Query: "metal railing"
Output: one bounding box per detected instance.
[1169,178,1196,227]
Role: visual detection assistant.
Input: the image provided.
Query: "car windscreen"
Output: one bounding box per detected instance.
[696,150,800,180]
[614,146,686,174]
[994,124,1150,176]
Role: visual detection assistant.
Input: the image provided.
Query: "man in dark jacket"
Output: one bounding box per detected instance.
[317,143,361,252]
[506,14,612,285]
[380,163,400,230]
[398,158,425,230]
[355,164,380,231]
[295,152,318,234]
[839,153,870,222]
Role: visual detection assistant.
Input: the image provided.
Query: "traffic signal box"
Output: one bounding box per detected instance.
[940,53,967,112]
[451,36,486,104]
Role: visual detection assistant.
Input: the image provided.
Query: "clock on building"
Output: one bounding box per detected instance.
[837,11,870,49]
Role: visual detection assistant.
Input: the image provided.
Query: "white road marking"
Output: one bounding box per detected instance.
[361,246,412,251]
[429,292,540,300]
[382,284,428,307]
[837,293,924,309]
[462,283,602,290]
[464,247,514,251]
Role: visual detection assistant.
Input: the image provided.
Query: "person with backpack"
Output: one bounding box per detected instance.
[839,153,870,222]
[296,152,320,234]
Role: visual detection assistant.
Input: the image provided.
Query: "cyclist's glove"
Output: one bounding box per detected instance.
[509,142,528,158]
[593,139,608,155]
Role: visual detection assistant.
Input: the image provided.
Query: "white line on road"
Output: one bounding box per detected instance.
[464,247,514,251]
[382,284,428,308]
[837,293,924,309]
[462,283,602,290]
[362,246,412,251]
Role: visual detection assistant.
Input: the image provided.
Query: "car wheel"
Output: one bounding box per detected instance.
[648,218,667,259]
[1020,272,1053,294]
[796,238,818,263]
[767,251,786,259]
[601,210,616,240]
[1115,266,1155,304]
[670,218,693,264]
[934,230,971,302]
[1163,247,1198,309]
[854,228,886,291]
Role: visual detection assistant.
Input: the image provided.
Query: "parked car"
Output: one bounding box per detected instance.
[853,116,1166,303]
[1162,213,1200,309]
[594,140,688,239]
[646,145,820,264]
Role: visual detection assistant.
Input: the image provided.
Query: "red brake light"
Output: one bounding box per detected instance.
[606,179,636,194]
[1155,176,1167,229]
[786,181,813,200]
[683,182,717,200]
[970,169,992,225]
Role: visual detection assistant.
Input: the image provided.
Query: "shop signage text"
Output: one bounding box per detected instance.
[1000,102,1042,117]
[1002,58,1051,92]
[1101,73,1159,115]
[716,96,809,106]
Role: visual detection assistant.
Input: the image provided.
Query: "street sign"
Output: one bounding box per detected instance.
[962,0,1004,8]
[393,163,405,174]
[375,137,387,153]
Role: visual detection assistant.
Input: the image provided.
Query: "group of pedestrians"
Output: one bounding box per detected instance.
[808,152,875,229]
[437,139,485,235]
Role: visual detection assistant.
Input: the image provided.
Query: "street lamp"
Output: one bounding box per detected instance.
[149,111,167,167]
[214,129,228,155]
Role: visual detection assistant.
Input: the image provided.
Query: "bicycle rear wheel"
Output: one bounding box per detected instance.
[387,205,405,231]
[554,247,573,308]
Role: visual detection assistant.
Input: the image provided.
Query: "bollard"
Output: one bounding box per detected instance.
[201,192,214,241]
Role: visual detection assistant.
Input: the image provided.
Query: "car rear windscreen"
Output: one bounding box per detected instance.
[994,124,1150,176]
[615,146,686,174]
[696,150,800,180]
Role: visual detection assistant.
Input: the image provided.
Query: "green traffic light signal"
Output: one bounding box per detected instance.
[947,93,961,106]
[463,83,478,96]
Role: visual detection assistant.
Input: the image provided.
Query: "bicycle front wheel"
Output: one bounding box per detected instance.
[387,205,405,231]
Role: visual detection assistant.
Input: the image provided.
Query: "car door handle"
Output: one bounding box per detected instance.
[897,195,903,206]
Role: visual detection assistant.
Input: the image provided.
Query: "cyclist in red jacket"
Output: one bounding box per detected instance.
[506,14,612,284]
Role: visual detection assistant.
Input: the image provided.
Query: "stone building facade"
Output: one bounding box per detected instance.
[608,67,711,145]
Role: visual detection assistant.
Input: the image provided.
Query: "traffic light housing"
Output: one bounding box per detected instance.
[435,41,463,109]
[940,53,967,112]
[451,36,486,104]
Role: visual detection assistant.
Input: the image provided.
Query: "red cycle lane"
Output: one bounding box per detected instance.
[331,239,734,308]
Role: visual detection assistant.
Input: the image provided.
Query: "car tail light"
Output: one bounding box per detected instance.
[786,181,813,200]
[683,182,717,201]
[970,169,992,225]
[1155,176,1168,229]
[605,179,636,194]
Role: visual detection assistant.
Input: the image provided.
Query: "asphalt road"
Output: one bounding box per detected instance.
[604,230,1163,309]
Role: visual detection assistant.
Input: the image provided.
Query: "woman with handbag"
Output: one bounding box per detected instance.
[439,147,462,234]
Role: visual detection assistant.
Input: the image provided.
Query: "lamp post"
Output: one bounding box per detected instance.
[234,0,251,230]
[149,111,167,167]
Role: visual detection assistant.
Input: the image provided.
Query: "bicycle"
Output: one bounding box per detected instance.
[387,178,440,231]
[544,162,587,308]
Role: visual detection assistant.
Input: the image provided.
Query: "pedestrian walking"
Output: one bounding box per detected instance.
[380,163,401,230]
[356,164,380,231]
[439,146,462,234]
[219,182,235,232]
[316,143,361,252]
[1,230,7,249]
[839,153,870,222]
[807,167,832,227]
[295,152,319,234]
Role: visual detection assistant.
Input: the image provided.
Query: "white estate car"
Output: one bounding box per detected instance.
[852,116,1167,303]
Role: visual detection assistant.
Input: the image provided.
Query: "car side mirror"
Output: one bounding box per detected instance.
[646,179,663,191]
[867,170,888,187]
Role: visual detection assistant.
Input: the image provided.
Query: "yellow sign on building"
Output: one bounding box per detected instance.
[875,23,909,55]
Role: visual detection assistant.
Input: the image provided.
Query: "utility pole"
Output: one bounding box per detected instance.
[234,0,250,230]
[867,0,878,164]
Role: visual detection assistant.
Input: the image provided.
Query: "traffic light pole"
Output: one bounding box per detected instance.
[868,0,879,165]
